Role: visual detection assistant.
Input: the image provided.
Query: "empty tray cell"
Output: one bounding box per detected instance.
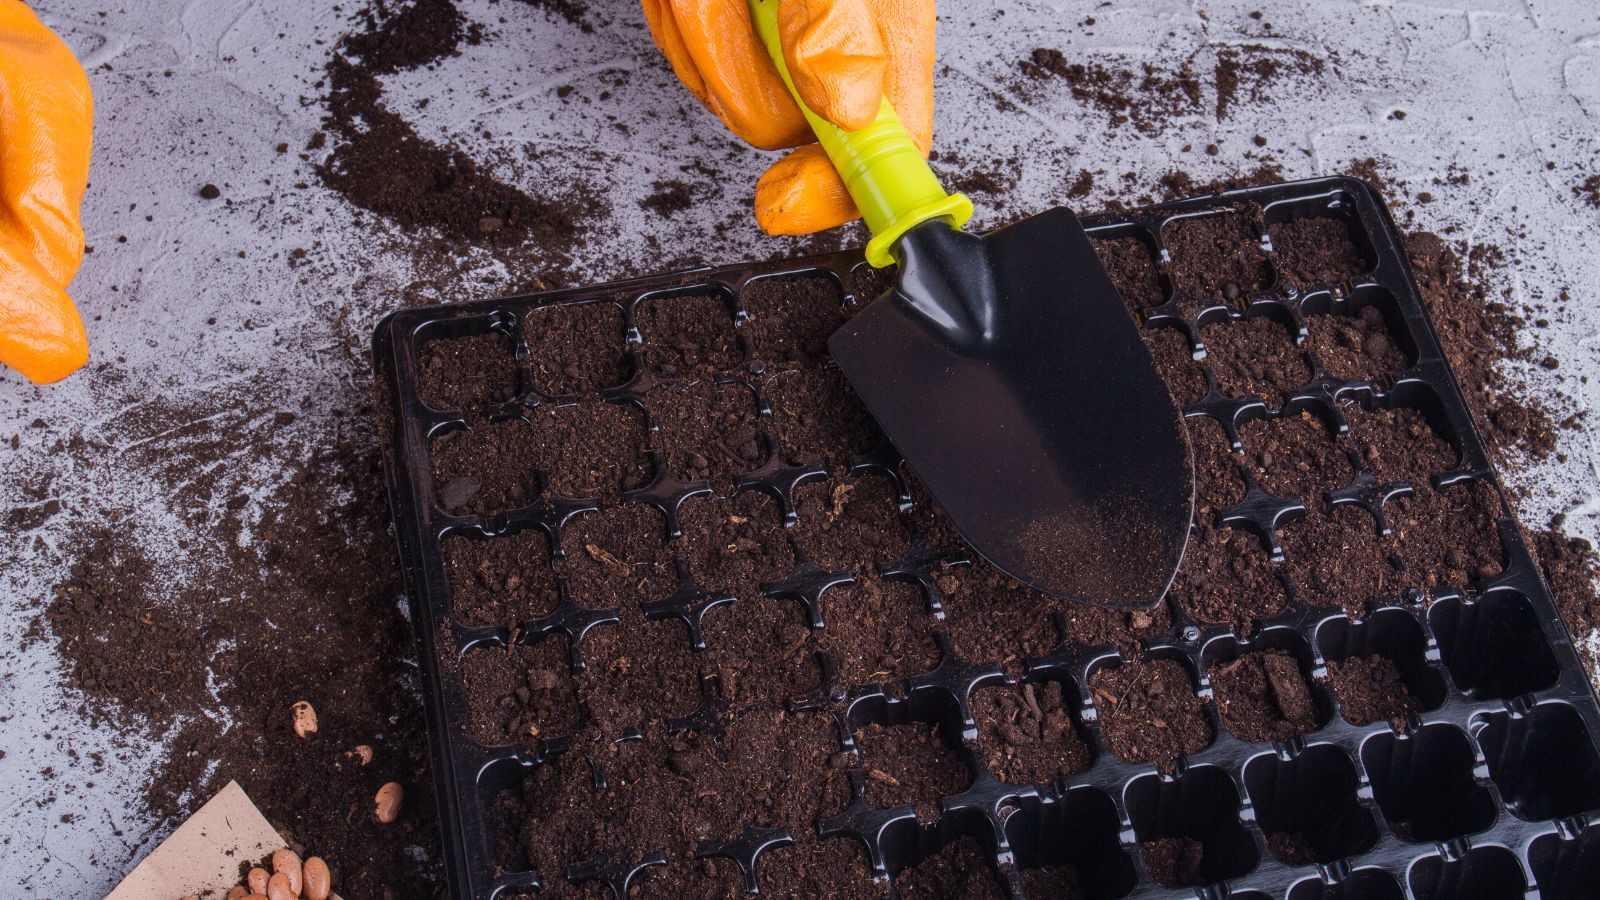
[972,675,1093,784]
[1476,701,1600,822]
[674,707,850,837]
[1144,326,1208,406]
[646,377,765,485]
[1087,656,1212,771]
[1267,211,1374,289]
[791,474,911,575]
[1316,608,1445,728]
[1390,480,1505,591]
[763,367,882,471]
[1125,765,1258,887]
[1189,416,1247,517]
[1202,314,1313,402]
[813,578,941,687]
[1163,210,1274,302]
[1429,589,1560,700]
[636,290,741,375]
[891,835,1007,899]
[1530,827,1600,900]
[1280,505,1400,616]
[442,527,559,627]
[1205,642,1326,743]
[557,504,676,610]
[1169,520,1287,631]
[678,491,795,601]
[459,635,581,749]
[1305,307,1409,383]
[1005,788,1137,900]
[1407,845,1526,900]
[1286,868,1403,900]
[1243,744,1378,865]
[418,332,520,412]
[1092,231,1166,314]
[575,607,702,732]
[1340,397,1458,486]
[740,273,848,366]
[700,594,820,706]
[522,301,629,396]
[1360,722,1497,843]
[852,716,973,820]
[754,835,879,900]
[1240,411,1356,502]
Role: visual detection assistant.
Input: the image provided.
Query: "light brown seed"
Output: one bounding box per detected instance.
[267,871,295,900]
[302,856,332,900]
[374,781,404,824]
[227,887,249,900]
[271,848,303,894]
[247,867,270,894]
[347,744,373,766]
[291,700,318,738]
[246,895,268,900]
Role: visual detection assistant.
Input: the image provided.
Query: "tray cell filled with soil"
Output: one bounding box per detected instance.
[521,300,629,397]
[739,272,851,366]
[635,289,742,376]
[418,330,521,413]
[1092,227,1167,315]
[375,177,1600,898]
[1087,656,1213,770]
[1360,722,1498,843]
[1125,765,1258,887]
[972,675,1093,784]
[1003,789,1137,899]
[1202,312,1313,402]
[443,527,559,627]
[1242,744,1379,864]
[1316,607,1445,728]
[1162,209,1274,303]
[1202,634,1329,742]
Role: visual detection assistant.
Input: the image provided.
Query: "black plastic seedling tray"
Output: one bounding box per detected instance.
[373,176,1600,899]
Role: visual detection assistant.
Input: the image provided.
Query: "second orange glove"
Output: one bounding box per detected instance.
[642,0,936,236]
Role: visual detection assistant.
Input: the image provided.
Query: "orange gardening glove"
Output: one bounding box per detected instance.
[1,0,93,384]
[642,0,935,235]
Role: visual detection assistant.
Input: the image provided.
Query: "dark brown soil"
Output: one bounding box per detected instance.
[1268,215,1371,287]
[814,578,941,686]
[1389,480,1505,591]
[646,377,766,486]
[1341,401,1458,485]
[1208,650,1320,741]
[418,333,519,411]
[678,491,796,601]
[1280,505,1400,616]
[1141,836,1206,887]
[1188,416,1246,516]
[1305,307,1410,381]
[1020,865,1085,899]
[1093,235,1165,313]
[972,680,1093,784]
[1164,211,1273,301]
[853,722,972,820]
[741,274,852,366]
[636,292,741,376]
[1144,327,1208,405]
[1239,411,1356,501]
[1019,49,1202,136]
[522,301,629,397]
[443,527,559,626]
[1324,653,1418,729]
[1534,529,1600,675]
[893,836,1007,898]
[458,636,581,749]
[762,367,882,471]
[1264,831,1316,866]
[700,593,820,706]
[791,474,911,575]
[755,837,878,899]
[557,503,676,608]
[434,402,651,511]
[1202,315,1312,401]
[575,607,702,734]
[1089,660,1212,771]
[1170,522,1287,631]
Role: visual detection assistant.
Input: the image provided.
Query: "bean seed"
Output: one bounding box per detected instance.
[292,700,318,738]
[303,856,332,900]
[346,744,374,766]
[267,872,295,900]
[247,867,270,894]
[227,887,248,900]
[271,848,303,894]
[374,781,404,824]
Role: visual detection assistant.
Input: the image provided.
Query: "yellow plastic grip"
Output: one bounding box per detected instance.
[746,0,972,268]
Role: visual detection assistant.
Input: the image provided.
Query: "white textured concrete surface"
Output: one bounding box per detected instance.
[2,0,1598,895]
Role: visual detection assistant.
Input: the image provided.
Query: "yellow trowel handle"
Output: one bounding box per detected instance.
[746,0,972,268]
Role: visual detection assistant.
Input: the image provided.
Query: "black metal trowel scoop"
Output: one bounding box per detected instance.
[746,0,1192,608]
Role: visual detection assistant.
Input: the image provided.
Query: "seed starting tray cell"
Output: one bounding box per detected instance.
[373,177,1600,899]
